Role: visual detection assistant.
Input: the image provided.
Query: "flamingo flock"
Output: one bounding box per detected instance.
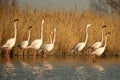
[1,19,111,62]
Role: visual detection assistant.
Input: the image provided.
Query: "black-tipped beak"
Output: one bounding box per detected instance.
[28,26,32,29]
[14,19,19,22]
[107,32,111,34]
[102,25,107,28]
[106,32,111,35]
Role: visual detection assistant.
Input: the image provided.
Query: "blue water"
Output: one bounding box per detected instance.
[0,56,120,80]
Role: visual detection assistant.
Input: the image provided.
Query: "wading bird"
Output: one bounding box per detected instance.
[28,20,44,56]
[91,32,111,62]
[71,24,91,56]
[17,26,32,56]
[89,25,107,49]
[2,19,19,55]
[88,25,107,54]
[40,28,56,57]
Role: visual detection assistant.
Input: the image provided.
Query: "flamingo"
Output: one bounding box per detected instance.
[71,24,91,56]
[91,32,111,62]
[17,26,32,56]
[40,28,56,57]
[89,25,107,50]
[27,19,44,56]
[2,19,19,55]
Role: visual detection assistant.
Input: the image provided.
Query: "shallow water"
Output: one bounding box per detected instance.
[0,56,120,80]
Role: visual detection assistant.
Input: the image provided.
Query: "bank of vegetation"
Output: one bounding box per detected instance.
[0,0,120,56]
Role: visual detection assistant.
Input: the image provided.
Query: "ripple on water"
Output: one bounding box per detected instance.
[0,57,120,80]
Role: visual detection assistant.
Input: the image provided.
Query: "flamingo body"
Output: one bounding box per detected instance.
[90,25,107,50]
[40,44,54,52]
[29,39,42,49]
[91,47,105,56]
[28,20,44,50]
[2,19,19,50]
[18,41,29,49]
[91,32,111,57]
[71,24,91,53]
[18,26,32,50]
[71,42,85,52]
[40,28,56,55]
[2,38,16,49]
[90,42,102,50]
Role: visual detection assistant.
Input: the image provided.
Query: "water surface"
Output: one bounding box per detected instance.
[0,56,120,80]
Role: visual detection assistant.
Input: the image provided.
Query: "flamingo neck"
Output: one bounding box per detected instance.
[104,35,108,48]
[50,34,52,44]
[101,29,104,44]
[14,22,17,39]
[41,22,43,40]
[27,30,30,42]
[52,31,56,44]
[84,27,88,44]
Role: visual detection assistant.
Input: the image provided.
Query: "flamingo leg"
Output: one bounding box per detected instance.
[23,49,25,56]
[44,51,48,58]
[88,48,92,56]
[98,56,100,64]
[92,54,96,62]
[44,51,46,57]
[5,50,10,63]
[77,51,80,57]
[7,54,10,63]
[20,49,23,56]
[32,55,36,68]
[5,48,10,56]
[33,49,36,57]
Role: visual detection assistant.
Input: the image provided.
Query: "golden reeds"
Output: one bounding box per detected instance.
[0,6,120,56]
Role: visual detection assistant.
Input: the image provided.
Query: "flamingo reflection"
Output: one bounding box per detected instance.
[19,56,28,68]
[5,55,14,69]
[32,55,39,69]
[42,57,54,70]
[89,61,104,71]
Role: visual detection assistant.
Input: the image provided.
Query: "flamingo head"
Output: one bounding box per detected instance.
[14,19,19,23]
[50,31,54,35]
[50,28,56,35]
[102,25,107,28]
[28,26,32,30]
[87,24,91,28]
[106,32,111,35]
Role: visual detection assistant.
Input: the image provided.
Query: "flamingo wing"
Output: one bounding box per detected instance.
[2,38,16,48]
[72,42,85,52]
[40,44,53,52]
[18,41,28,49]
[40,44,47,51]
[91,42,102,49]
[91,47,105,56]
[77,43,85,51]
[29,39,42,49]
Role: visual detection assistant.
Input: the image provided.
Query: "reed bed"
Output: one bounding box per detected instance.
[0,6,120,56]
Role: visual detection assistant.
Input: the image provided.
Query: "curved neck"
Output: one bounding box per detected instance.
[84,27,88,44]
[41,22,44,40]
[101,29,104,43]
[52,31,56,44]
[104,35,108,48]
[27,30,30,42]
[50,34,52,43]
[14,22,17,39]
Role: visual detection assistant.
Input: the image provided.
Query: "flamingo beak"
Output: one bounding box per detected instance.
[50,32,53,34]
[28,26,32,29]
[102,25,107,28]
